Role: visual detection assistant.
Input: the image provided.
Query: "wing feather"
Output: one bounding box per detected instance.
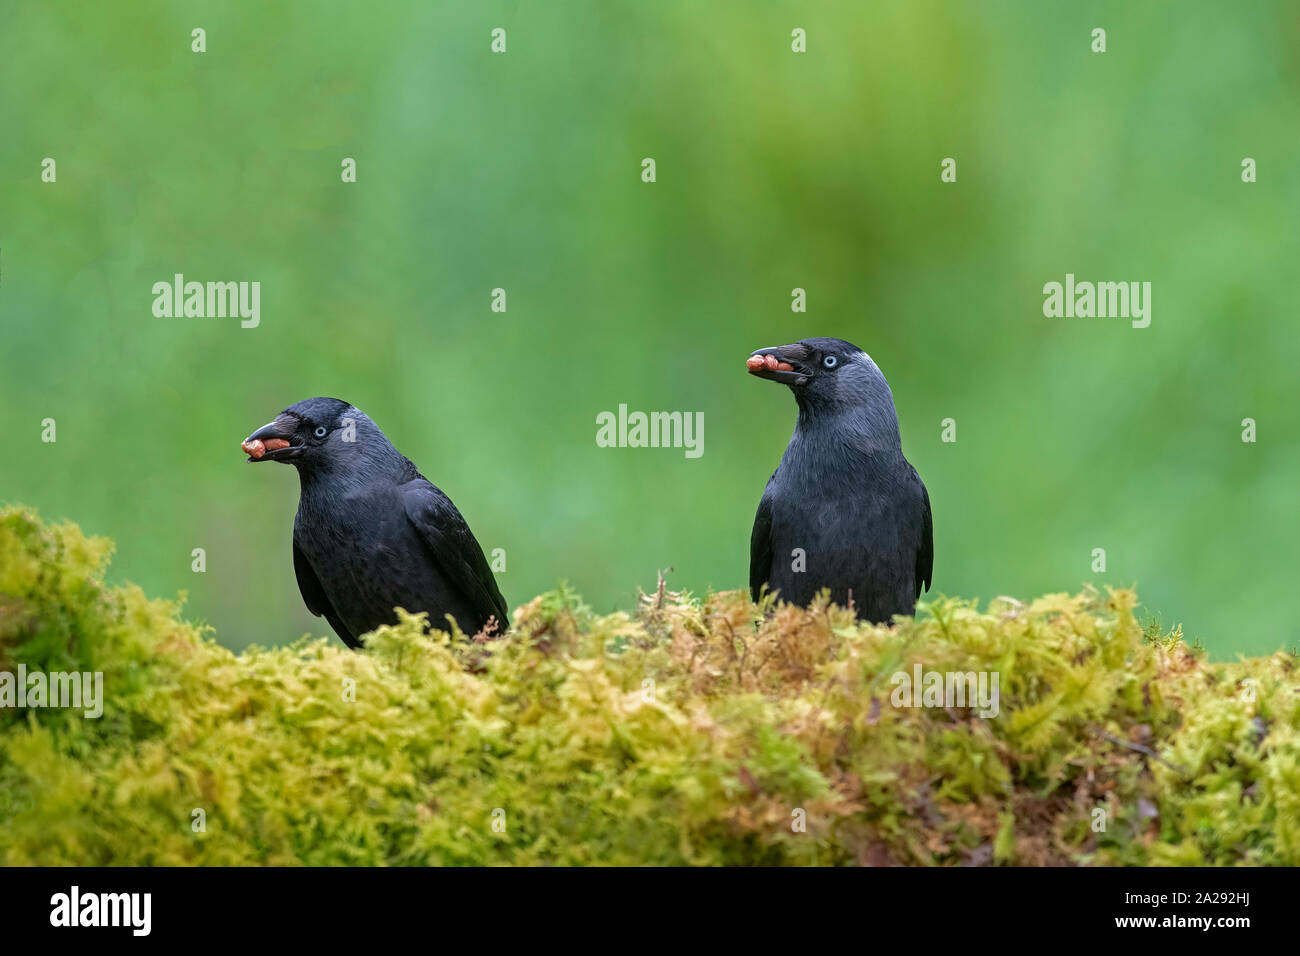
[402,479,509,632]
[749,478,777,603]
[915,472,933,596]
[293,537,359,647]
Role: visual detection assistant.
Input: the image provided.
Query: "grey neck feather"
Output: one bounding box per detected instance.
[793,353,902,455]
[298,410,417,496]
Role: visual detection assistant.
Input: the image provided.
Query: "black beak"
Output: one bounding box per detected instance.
[747,344,814,387]
[241,413,300,463]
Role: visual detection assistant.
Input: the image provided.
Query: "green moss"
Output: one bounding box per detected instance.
[0,506,1296,865]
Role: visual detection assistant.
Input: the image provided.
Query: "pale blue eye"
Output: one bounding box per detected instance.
[823,355,838,368]
[314,426,327,438]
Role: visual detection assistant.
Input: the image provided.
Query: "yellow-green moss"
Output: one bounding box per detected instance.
[0,506,1296,865]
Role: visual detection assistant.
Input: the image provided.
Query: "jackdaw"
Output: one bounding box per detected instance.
[241,397,508,647]
[746,338,932,623]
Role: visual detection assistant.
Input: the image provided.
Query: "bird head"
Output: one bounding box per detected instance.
[747,337,904,449]
[747,337,892,409]
[241,397,395,475]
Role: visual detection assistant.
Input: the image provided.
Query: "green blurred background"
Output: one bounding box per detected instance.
[2,1,1296,655]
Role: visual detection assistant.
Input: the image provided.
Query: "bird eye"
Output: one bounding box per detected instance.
[313,426,327,439]
[823,355,838,368]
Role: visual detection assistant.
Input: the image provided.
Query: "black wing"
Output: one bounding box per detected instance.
[914,470,933,597]
[292,537,359,648]
[402,479,509,632]
[749,477,776,603]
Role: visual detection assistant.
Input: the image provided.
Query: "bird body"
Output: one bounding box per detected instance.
[242,398,507,647]
[747,338,932,623]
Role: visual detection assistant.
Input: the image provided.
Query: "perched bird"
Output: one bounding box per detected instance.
[746,338,932,623]
[240,397,508,647]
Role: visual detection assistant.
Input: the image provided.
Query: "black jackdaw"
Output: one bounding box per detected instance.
[746,338,932,623]
[241,397,508,647]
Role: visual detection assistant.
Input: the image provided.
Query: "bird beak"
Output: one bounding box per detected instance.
[241,413,300,463]
[746,344,814,387]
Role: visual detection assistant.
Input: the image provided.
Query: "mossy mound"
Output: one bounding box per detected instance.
[0,506,1296,865]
